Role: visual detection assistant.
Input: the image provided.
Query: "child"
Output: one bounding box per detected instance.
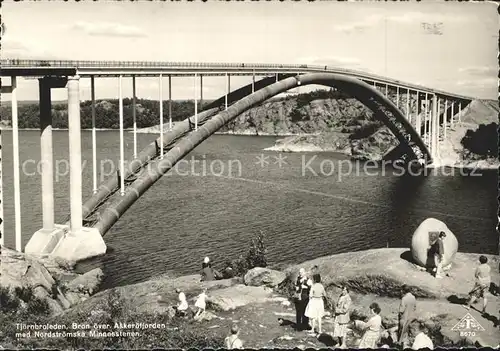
[194,288,208,319]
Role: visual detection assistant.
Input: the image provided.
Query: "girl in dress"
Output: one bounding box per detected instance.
[357,302,382,348]
[305,274,326,335]
[333,285,352,348]
[194,288,208,319]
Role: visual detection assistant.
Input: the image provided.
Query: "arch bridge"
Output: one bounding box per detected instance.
[0,59,475,261]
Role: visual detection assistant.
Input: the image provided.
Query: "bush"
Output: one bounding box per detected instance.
[460,122,498,158]
[26,297,50,316]
[14,286,35,303]
[226,232,268,277]
[0,286,19,312]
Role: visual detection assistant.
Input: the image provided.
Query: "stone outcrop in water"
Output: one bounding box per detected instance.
[410,218,459,268]
[0,247,104,315]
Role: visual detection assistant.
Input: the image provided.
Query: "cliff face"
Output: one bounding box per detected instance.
[221,95,398,160]
[220,96,375,136]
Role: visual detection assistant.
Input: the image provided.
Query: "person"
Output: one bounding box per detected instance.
[174,288,189,317]
[429,232,446,278]
[410,321,433,350]
[224,324,243,349]
[464,255,491,313]
[357,302,383,348]
[194,288,207,319]
[294,267,312,331]
[201,257,216,281]
[398,286,417,347]
[333,285,352,348]
[305,273,326,335]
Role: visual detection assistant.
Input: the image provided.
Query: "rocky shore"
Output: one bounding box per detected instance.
[1,224,498,348]
[0,248,104,315]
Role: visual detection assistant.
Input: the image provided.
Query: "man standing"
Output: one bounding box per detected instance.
[398,286,417,347]
[430,232,446,278]
[295,267,312,331]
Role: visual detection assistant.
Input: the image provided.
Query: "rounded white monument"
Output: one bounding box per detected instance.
[411,218,458,267]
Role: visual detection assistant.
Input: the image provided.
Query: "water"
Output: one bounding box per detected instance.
[1,130,497,289]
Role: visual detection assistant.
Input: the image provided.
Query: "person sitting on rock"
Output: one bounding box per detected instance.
[333,285,352,348]
[464,255,491,314]
[410,321,433,350]
[193,288,208,320]
[429,232,446,279]
[398,285,417,347]
[224,324,243,349]
[294,268,312,331]
[356,302,382,348]
[174,288,189,317]
[201,257,216,281]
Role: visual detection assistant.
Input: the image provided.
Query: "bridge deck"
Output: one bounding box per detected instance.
[0,59,474,101]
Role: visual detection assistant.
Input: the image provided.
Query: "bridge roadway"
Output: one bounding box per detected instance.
[0,59,474,102]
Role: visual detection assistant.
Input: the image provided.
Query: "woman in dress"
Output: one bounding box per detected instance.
[305,274,326,335]
[333,285,352,348]
[464,255,491,313]
[357,302,382,348]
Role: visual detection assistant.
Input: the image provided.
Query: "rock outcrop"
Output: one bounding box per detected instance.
[207,284,275,311]
[0,247,104,314]
[411,218,459,268]
[244,267,286,288]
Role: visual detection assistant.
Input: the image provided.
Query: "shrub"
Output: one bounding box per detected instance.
[246,231,267,269]
[26,297,50,316]
[226,232,268,277]
[14,286,35,303]
[0,287,19,312]
[460,122,498,158]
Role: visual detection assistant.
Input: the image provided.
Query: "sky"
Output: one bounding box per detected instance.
[0,0,498,102]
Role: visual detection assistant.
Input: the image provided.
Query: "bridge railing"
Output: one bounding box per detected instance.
[0,59,474,100]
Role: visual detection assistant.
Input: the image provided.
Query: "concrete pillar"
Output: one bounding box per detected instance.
[385,84,388,97]
[159,74,164,158]
[119,75,125,196]
[252,70,255,93]
[432,94,438,160]
[0,111,3,247]
[67,76,83,231]
[200,74,203,109]
[451,103,455,126]
[168,75,172,131]
[436,97,441,144]
[396,86,399,108]
[225,73,229,110]
[11,76,22,251]
[28,78,106,262]
[91,76,97,194]
[415,93,421,136]
[424,93,428,145]
[132,75,137,158]
[39,78,55,231]
[406,89,410,124]
[443,100,448,140]
[194,73,198,131]
[458,102,462,123]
